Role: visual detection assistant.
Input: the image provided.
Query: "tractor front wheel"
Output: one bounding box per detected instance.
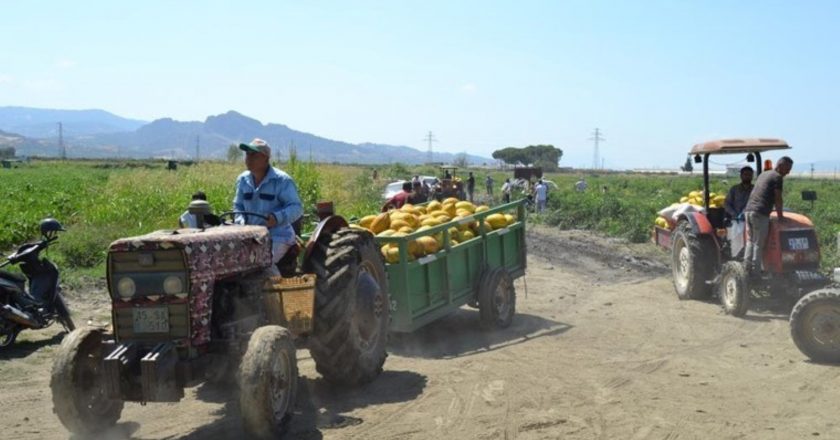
[309,228,390,385]
[239,325,298,439]
[719,261,750,317]
[51,327,123,436]
[790,289,840,363]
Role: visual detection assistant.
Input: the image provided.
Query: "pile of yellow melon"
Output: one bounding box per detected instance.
[351,198,517,264]
[678,190,726,208]
[653,189,727,230]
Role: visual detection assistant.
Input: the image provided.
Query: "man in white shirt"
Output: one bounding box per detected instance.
[500,178,512,203]
[534,180,548,213]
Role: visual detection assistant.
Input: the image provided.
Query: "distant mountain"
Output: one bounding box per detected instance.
[0,128,49,154]
[0,106,146,138]
[13,109,491,164]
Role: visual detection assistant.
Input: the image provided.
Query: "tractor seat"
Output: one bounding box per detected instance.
[706,207,726,229]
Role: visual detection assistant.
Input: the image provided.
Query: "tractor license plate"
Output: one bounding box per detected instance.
[133,307,169,333]
[788,237,810,250]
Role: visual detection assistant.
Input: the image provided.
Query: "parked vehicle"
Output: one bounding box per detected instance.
[654,138,829,317]
[0,218,75,348]
[51,204,388,439]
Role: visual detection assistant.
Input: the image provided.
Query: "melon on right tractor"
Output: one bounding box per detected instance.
[654,138,830,317]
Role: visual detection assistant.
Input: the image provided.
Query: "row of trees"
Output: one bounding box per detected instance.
[491,145,563,171]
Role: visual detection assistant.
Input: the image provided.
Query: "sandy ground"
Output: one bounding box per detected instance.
[2,225,840,439]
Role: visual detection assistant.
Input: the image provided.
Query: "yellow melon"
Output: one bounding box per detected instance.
[436,215,452,224]
[377,229,395,237]
[486,213,507,229]
[390,219,411,231]
[443,197,459,205]
[427,201,442,212]
[421,218,441,227]
[504,214,515,225]
[398,226,414,234]
[416,236,440,254]
[359,214,377,228]
[460,230,475,241]
[455,201,475,213]
[474,205,490,213]
[370,212,391,234]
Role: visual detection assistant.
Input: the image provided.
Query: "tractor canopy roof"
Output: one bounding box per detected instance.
[690,138,790,155]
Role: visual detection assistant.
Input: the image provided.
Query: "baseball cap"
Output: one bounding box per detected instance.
[238,138,271,157]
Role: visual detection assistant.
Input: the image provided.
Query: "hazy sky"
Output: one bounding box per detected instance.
[2,1,839,168]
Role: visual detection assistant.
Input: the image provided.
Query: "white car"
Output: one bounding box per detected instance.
[382,176,438,199]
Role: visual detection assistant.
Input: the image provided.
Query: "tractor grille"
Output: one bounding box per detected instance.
[779,229,820,270]
[113,302,190,344]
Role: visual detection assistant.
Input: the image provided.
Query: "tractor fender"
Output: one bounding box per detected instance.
[678,211,714,236]
[302,215,349,270]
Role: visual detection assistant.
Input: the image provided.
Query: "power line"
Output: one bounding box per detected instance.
[589,128,605,169]
[423,131,438,164]
[58,122,65,159]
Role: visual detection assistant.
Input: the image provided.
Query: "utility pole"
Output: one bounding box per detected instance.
[589,128,605,169]
[423,131,437,164]
[810,163,815,179]
[58,122,65,159]
[195,135,200,163]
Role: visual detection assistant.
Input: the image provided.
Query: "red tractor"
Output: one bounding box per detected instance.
[654,138,829,316]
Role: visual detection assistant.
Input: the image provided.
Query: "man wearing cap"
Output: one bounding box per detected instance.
[233,138,303,272]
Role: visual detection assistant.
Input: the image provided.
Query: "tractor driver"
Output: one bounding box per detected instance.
[233,138,303,274]
[724,166,754,220]
[743,156,793,274]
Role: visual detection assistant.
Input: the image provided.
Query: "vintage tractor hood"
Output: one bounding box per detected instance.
[108,226,273,347]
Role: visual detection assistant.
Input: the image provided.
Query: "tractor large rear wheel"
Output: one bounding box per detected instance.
[790,289,840,363]
[671,221,714,300]
[309,228,390,385]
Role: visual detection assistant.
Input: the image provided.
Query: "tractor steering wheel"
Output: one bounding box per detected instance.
[218,211,270,225]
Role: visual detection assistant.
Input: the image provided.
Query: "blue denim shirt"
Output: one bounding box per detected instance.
[233,166,303,245]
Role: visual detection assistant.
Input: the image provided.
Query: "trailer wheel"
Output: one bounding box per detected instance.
[51,327,123,435]
[671,221,714,300]
[790,289,840,363]
[719,261,750,317]
[478,268,516,329]
[239,325,298,439]
[309,228,390,385]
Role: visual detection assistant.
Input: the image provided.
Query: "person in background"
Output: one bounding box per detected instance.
[485,175,494,196]
[408,181,428,204]
[743,156,793,274]
[234,138,303,273]
[501,178,512,203]
[179,191,221,228]
[466,172,476,202]
[382,181,412,211]
[534,179,548,213]
[724,166,754,220]
[575,177,588,192]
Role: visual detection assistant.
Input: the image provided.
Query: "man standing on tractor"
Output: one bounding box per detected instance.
[743,156,793,274]
[724,166,754,220]
[234,138,303,272]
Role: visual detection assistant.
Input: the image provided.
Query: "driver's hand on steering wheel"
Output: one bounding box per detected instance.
[266,214,278,228]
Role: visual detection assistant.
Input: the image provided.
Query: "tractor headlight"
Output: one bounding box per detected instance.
[117,277,136,298]
[163,275,183,294]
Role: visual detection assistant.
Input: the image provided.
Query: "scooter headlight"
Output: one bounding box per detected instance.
[117,277,136,298]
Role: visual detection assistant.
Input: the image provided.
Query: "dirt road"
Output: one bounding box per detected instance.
[2,225,839,439]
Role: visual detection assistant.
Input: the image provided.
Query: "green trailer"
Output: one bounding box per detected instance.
[375,199,527,333]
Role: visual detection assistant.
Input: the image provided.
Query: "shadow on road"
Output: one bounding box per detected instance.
[128,370,427,440]
[0,331,65,360]
[388,309,572,359]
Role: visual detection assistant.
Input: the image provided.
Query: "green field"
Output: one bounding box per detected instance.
[2,160,839,281]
